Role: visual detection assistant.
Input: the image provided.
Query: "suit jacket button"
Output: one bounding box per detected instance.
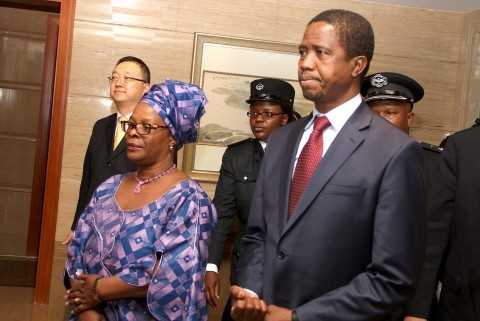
[277,251,286,260]
[107,161,112,167]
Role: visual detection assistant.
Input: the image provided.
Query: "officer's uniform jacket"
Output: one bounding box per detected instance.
[207,138,264,283]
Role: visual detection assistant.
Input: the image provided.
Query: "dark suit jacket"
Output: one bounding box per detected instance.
[208,138,264,284]
[236,102,426,321]
[408,126,480,321]
[405,143,444,319]
[71,113,136,230]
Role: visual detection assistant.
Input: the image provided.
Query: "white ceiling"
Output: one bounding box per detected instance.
[363,0,480,12]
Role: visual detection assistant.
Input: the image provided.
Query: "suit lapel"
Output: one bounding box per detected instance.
[111,137,127,160]
[104,114,117,161]
[282,103,373,235]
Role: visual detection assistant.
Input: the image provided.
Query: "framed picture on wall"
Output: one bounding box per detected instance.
[182,33,313,182]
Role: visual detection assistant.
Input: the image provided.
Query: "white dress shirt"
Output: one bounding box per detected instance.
[293,94,362,173]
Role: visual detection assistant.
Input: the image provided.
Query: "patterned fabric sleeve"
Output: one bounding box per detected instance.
[148,186,217,321]
[65,193,97,279]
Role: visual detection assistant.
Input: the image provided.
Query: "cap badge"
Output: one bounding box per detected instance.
[255,83,264,91]
[371,74,389,88]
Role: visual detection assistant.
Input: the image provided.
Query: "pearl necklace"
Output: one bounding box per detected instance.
[133,164,176,194]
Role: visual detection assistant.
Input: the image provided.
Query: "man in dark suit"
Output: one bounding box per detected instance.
[230,9,426,321]
[361,72,444,321]
[399,124,480,321]
[205,78,297,320]
[62,56,150,243]
[429,126,480,321]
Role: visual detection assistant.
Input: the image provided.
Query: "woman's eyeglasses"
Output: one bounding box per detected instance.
[121,121,168,135]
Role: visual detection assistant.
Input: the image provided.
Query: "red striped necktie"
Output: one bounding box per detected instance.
[288,116,330,217]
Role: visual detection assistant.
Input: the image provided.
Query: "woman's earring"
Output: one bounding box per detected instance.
[169,144,175,151]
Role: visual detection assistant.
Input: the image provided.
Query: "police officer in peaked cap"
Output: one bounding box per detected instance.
[362,72,444,321]
[205,78,298,321]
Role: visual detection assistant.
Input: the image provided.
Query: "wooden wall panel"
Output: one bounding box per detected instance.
[0,6,48,34]
[0,34,46,85]
[0,88,41,137]
[0,189,31,255]
[0,138,36,188]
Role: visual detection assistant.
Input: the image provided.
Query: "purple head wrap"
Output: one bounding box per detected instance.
[142,80,207,149]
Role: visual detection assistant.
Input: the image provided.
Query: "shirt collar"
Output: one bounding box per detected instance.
[259,140,267,151]
[306,94,362,132]
[117,112,132,122]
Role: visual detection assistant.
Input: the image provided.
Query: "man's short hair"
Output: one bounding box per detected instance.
[309,9,374,77]
[115,56,151,83]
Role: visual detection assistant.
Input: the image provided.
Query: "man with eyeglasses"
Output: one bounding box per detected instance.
[205,78,297,321]
[62,56,150,244]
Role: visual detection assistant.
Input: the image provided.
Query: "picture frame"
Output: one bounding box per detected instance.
[182,33,313,182]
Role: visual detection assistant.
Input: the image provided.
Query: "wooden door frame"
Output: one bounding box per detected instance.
[26,14,58,258]
[34,0,75,304]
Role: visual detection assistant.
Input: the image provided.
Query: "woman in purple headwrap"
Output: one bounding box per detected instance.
[65,80,216,321]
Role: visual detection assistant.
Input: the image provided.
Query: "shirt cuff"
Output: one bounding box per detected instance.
[244,288,258,298]
[206,263,219,273]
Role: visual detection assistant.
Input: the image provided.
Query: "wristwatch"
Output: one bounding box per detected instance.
[292,310,299,321]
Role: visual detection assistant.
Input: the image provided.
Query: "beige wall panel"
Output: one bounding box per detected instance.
[66,95,114,130]
[0,34,45,85]
[0,7,48,35]
[463,10,480,127]
[0,138,35,188]
[69,21,193,97]
[410,126,450,145]
[198,181,216,199]
[76,0,278,41]
[271,0,464,63]
[56,171,82,240]
[0,88,40,137]
[370,55,459,131]
[62,124,93,173]
[0,189,31,255]
[76,0,181,31]
[74,0,463,63]
[62,95,113,175]
[175,0,278,40]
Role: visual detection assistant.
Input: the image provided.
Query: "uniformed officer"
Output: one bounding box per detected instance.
[205,78,297,320]
[361,71,442,167]
[361,72,443,321]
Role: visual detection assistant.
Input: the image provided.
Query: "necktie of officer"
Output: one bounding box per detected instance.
[288,116,330,217]
[113,115,128,150]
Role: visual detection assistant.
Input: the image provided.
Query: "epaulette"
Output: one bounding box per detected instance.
[420,141,442,153]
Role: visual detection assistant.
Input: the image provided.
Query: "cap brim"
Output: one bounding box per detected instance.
[246,97,283,104]
[365,95,411,103]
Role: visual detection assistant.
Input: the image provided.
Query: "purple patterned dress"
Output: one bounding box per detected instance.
[66,174,217,321]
